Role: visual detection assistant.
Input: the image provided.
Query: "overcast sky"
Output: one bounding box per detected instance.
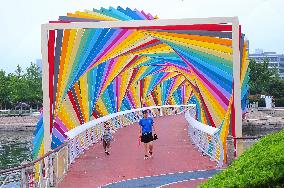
[0,0,283,73]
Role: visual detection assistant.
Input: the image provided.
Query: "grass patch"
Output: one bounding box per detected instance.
[200,130,284,188]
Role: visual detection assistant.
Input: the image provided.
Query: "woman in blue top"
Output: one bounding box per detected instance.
[139,110,156,159]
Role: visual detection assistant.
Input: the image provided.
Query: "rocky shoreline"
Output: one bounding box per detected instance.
[0,108,283,133]
[243,108,284,136]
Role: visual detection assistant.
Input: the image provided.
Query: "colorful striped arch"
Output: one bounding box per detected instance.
[33,6,249,159]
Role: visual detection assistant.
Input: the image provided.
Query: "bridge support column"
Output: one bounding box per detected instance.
[232,17,242,138]
[41,25,51,153]
[232,18,242,157]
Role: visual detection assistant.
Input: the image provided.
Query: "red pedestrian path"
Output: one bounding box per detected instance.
[59,114,217,188]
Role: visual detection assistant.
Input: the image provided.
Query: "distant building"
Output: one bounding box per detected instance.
[249,49,284,79]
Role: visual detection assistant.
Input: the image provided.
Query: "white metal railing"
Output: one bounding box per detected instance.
[66,105,194,163]
[1,104,225,187]
[185,108,223,167]
[0,105,194,188]
[0,143,68,188]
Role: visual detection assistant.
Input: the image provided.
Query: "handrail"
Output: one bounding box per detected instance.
[0,105,194,188]
[185,109,224,167]
[66,105,195,139]
[185,112,219,135]
[0,143,67,174]
[1,104,225,187]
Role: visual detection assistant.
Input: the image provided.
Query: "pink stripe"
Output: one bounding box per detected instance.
[127,92,136,108]
[196,74,228,110]
[117,75,122,103]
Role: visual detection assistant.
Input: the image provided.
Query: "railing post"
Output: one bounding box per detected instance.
[226,136,235,165]
[21,167,27,188]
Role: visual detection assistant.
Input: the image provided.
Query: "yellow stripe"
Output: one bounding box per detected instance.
[79,74,90,122]
[142,30,233,54]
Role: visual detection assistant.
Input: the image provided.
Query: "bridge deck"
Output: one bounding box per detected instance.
[59,114,219,188]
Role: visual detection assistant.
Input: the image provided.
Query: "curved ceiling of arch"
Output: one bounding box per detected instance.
[33,7,249,152]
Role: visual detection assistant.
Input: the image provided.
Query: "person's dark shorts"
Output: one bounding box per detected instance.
[141,132,153,143]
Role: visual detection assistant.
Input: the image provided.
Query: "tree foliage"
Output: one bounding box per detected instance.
[0,63,42,109]
[249,58,284,106]
[249,58,277,95]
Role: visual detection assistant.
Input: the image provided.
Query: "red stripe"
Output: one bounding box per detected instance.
[67,90,83,125]
[92,111,99,119]
[120,55,139,73]
[140,80,143,107]
[48,30,55,133]
[126,68,138,90]
[231,89,236,156]
[151,91,158,106]
[121,24,232,31]
[49,21,71,23]
[123,39,160,54]
[195,86,216,127]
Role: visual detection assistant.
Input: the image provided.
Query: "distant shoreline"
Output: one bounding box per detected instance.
[0,116,38,131]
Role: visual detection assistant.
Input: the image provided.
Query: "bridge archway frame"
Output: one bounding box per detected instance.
[41,17,242,153]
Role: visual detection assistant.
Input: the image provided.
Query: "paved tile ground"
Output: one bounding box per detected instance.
[59,114,218,188]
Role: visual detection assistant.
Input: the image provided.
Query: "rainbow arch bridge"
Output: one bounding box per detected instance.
[0,6,249,188]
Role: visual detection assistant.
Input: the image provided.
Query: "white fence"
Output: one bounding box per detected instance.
[0,104,225,187]
[185,109,223,167]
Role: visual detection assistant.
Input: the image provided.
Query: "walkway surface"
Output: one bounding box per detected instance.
[59,114,220,188]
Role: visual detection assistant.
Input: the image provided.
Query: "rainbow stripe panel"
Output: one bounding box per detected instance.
[33,7,249,158]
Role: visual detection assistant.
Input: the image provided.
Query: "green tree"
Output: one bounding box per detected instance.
[25,62,42,107]
[249,58,284,107]
[0,63,43,109]
[0,70,11,109]
[249,58,277,95]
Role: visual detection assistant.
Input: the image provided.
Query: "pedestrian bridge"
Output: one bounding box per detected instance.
[59,106,221,188]
[0,105,223,187]
[0,6,250,188]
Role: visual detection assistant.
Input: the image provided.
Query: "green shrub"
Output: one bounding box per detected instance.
[200,130,284,188]
[275,97,284,107]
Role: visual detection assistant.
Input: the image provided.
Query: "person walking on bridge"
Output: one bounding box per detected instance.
[102,121,113,155]
[139,110,156,160]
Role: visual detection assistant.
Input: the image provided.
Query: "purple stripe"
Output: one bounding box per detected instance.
[53,121,67,138]
[52,127,66,142]
[141,10,150,20]
[54,117,68,132]
[147,13,154,20]
[134,9,147,20]
[94,29,128,63]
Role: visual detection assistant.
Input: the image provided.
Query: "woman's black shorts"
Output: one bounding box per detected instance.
[141,132,153,143]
